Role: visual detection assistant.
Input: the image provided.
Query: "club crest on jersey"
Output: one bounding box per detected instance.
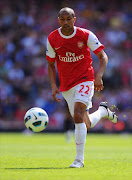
[77,41,84,49]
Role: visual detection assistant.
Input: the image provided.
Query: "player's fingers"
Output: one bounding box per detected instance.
[101,84,104,90]
[97,85,103,91]
[52,92,56,100]
[94,85,104,91]
[94,85,100,90]
[57,91,60,95]
[94,86,97,91]
[52,92,61,102]
[52,94,57,101]
[55,91,61,101]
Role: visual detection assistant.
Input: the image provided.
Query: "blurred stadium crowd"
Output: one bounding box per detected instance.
[0,0,132,133]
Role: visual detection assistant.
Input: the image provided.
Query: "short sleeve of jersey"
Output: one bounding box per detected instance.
[46,38,56,62]
[87,31,105,54]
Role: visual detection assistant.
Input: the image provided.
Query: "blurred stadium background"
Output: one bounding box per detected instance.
[0,0,132,133]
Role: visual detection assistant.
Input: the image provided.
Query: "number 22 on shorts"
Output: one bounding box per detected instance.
[78,84,90,95]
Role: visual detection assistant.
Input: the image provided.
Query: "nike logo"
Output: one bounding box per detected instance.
[55,47,61,50]
[33,113,37,120]
[76,143,83,145]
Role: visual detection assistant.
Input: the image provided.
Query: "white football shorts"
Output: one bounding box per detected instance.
[62,81,94,117]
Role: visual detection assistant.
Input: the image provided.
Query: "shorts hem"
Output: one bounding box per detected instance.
[75,100,88,107]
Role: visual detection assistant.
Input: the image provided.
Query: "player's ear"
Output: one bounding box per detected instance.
[58,17,60,23]
[73,17,76,23]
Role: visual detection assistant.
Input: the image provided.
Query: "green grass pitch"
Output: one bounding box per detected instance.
[0,133,132,180]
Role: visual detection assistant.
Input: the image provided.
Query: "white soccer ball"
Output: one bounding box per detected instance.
[24,107,49,132]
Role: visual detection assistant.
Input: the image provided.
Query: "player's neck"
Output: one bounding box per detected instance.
[61,27,74,36]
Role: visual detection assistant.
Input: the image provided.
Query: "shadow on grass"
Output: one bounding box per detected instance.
[5,167,69,170]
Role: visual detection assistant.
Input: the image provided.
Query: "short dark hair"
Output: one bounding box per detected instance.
[59,7,75,17]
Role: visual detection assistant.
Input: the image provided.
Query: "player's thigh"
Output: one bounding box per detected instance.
[75,81,94,109]
[62,87,75,117]
[62,81,94,117]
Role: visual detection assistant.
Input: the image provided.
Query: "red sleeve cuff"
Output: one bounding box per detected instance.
[93,45,105,55]
[46,55,56,62]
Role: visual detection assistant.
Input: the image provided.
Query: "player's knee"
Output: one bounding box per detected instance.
[73,111,84,123]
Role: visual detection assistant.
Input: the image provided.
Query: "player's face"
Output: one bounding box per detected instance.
[58,12,76,35]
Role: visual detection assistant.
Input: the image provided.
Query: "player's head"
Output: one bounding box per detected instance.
[58,7,76,35]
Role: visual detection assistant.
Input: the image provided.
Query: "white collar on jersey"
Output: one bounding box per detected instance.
[58,26,77,39]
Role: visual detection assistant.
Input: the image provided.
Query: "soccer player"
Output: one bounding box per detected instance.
[46,7,117,168]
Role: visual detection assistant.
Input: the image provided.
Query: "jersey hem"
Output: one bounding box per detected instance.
[59,79,94,92]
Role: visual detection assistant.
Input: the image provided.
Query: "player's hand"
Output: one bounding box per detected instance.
[94,75,104,91]
[52,86,61,102]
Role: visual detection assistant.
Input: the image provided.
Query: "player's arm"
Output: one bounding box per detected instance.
[95,50,108,91]
[46,37,60,102]
[87,31,108,91]
[47,61,60,102]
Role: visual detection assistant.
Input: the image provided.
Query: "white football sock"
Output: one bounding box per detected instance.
[89,107,107,128]
[75,123,87,162]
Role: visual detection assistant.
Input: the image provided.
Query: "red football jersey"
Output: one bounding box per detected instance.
[46,26,105,91]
